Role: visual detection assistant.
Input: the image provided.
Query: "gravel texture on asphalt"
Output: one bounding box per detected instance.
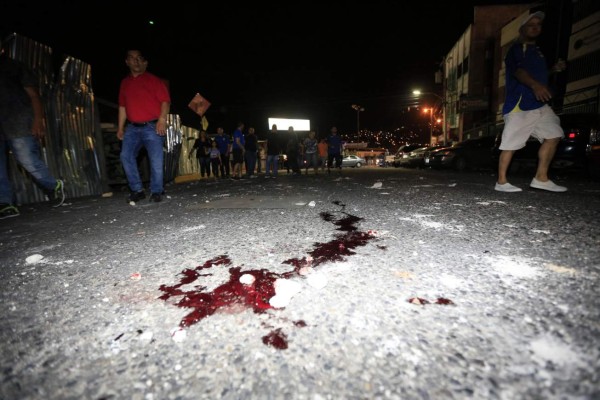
[1,168,599,400]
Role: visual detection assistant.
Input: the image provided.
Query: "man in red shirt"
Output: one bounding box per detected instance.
[117,49,170,203]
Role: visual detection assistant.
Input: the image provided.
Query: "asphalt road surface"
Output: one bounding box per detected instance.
[1,167,599,400]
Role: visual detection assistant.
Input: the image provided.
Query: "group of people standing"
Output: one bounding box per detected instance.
[189,123,261,180]
[188,123,345,181]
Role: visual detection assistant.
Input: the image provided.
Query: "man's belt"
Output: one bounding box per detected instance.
[129,119,158,127]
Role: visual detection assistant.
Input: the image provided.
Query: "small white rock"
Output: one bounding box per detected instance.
[171,328,187,342]
[274,279,302,298]
[269,294,291,308]
[25,254,44,265]
[239,274,255,285]
[306,272,328,289]
[139,331,154,342]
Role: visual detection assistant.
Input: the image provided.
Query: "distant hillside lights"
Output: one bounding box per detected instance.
[347,129,425,153]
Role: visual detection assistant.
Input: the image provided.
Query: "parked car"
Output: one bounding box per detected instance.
[425,135,496,171]
[384,153,396,166]
[492,112,600,176]
[393,144,423,167]
[341,155,366,168]
[398,145,444,168]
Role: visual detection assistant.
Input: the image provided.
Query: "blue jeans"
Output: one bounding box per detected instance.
[265,154,279,176]
[0,136,58,204]
[305,152,318,168]
[120,123,165,194]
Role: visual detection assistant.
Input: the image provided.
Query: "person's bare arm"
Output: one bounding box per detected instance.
[156,101,170,136]
[117,106,127,140]
[236,137,245,152]
[514,68,552,103]
[24,86,45,140]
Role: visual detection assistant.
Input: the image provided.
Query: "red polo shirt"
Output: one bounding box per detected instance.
[118,71,170,123]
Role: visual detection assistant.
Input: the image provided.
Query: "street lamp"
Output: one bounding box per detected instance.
[351,104,365,136]
[412,90,446,146]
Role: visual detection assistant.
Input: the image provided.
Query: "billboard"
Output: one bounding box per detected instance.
[267,118,310,131]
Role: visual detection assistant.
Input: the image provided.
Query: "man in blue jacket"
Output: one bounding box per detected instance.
[495,11,567,193]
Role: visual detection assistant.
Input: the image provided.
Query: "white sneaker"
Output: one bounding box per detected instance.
[530,178,567,192]
[495,182,522,192]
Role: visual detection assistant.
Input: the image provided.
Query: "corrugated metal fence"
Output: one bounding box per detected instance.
[4,33,184,205]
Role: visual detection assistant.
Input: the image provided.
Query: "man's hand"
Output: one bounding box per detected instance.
[531,82,553,102]
[156,119,167,136]
[31,117,45,140]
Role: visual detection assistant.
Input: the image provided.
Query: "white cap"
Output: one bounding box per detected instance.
[520,11,545,28]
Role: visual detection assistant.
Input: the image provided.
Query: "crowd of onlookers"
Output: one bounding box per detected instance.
[189,124,345,180]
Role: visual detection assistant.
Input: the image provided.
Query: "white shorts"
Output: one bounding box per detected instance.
[500,105,564,151]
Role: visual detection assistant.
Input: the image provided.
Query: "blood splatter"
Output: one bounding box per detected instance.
[262,328,288,349]
[158,201,378,348]
[408,297,455,305]
[409,297,430,305]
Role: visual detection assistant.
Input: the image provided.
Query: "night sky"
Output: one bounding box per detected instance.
[3,1,534,135]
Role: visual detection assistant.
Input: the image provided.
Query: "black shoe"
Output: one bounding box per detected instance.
[149,193,162,202]
[127,190,146,203]
[0,204,20,219]
[47,179,65,207]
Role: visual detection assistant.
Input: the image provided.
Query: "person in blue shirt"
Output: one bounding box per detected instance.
[495,11,567,193]
[214,127,231,178]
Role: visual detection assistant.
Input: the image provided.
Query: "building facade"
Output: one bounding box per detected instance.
[442,0,599,142]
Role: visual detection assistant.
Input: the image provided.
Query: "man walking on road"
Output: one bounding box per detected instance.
[495,11,567,193]
[0,40,65,219]
[117,48,170,203]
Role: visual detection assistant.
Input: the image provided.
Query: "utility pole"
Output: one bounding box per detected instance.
[412,90,445,146]
[351,104,364,136]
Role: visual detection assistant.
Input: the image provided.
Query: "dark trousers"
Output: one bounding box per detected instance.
[210,159,221,177]
[245,151,257,176]
[328,153,342,169]
[198,156,210,177]
[219,153,230,177]
[287,151,300,173]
